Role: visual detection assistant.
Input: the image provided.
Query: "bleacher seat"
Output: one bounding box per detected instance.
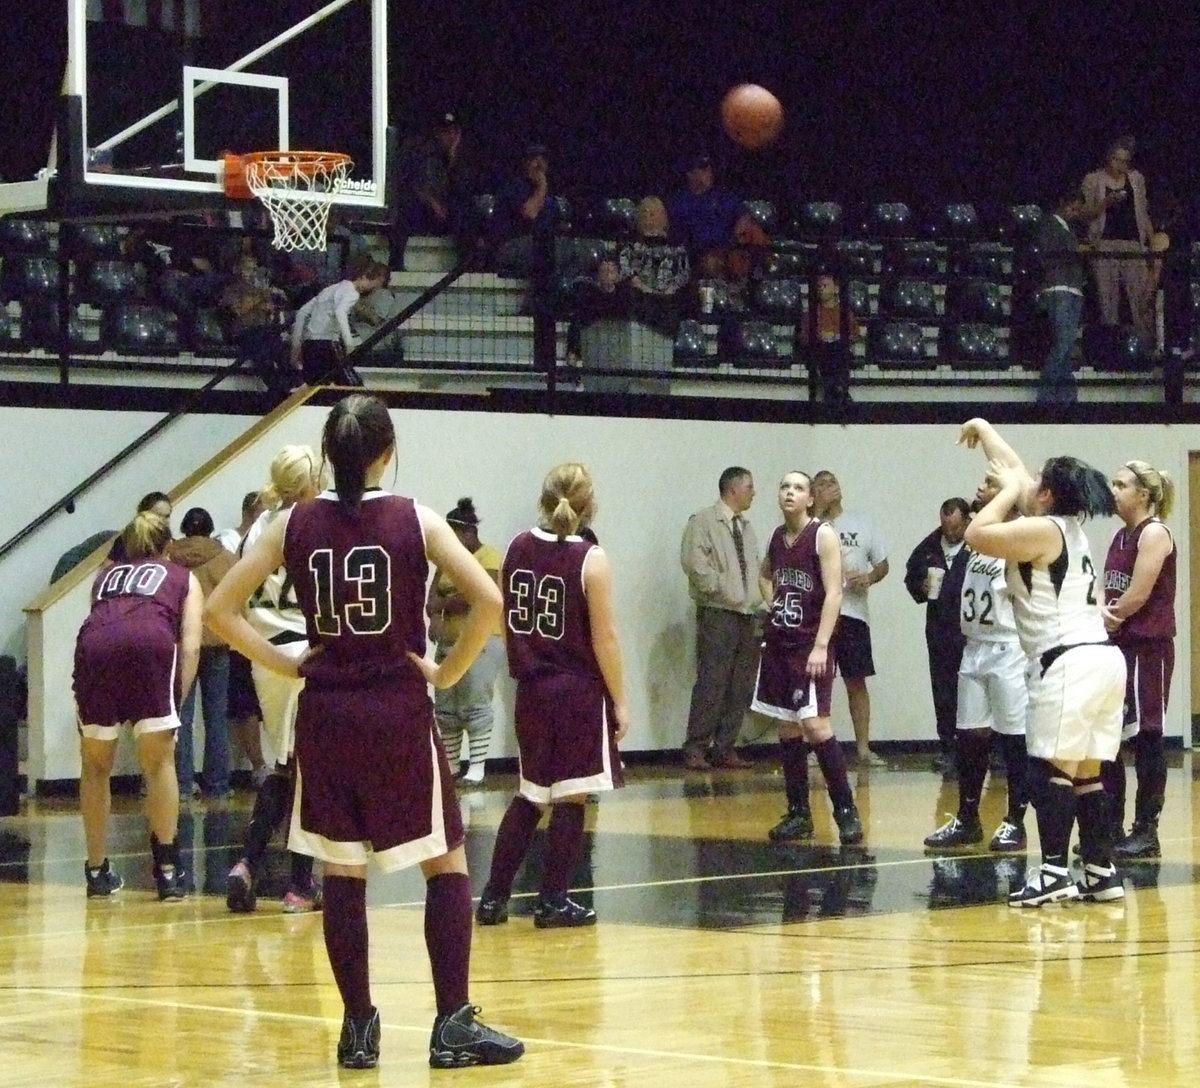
[673,319,713,366]
[1004,204,1044,242]
[589,197,638,239]
[192,309,232,354]
[792,202,843,241]
[65,224,128,260]
[884,279,939,321]
[79,260,143,305]
[947,277,1009,322]
[934,203,979,240]
[753,278,804,318]
[720,319,786,367]
[742,200,777,233]
[864,202,913,238]
[0,217,55,255]
[948,322,1008,368]
[105,304,179,353]
[869,320,936,366]
[957,241,1012,280]
[846,280,874,317]
[19,300,99,353]
[889,241,944,277]
[836,241,880,275]
[2,255,61,301]
[763,246,817,277]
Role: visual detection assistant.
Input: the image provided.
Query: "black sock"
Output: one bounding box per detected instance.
[779,736,810,809]
[811,736,853,812]
[997,733,1028,822]
[1132,730,1167,824]
[1075,776,1113,866]
[955,730,990,819]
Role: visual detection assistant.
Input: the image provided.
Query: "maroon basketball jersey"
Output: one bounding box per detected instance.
[284,491,428,690]
[1104,517,1176,641]
[503,528,600,681]
[79,558,191,644]
[764,518,827,651]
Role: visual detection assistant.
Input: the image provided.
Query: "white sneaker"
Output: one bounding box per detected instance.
[1008,863,1078,908]
[461,763,485,785]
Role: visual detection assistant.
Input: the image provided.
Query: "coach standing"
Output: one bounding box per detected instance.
[680,467,764,770]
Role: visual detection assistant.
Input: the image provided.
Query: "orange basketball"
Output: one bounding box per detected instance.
[720,84,784,150]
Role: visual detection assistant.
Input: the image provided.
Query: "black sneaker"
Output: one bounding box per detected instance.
[923,813,983,850]
[1077,862,1125,902]
[1008,864,1078,908]
[1112,822,1160,860]
[155,864,189,901]
[767,805,814,843]
[337,1006,381,1069]
[532,894,596,929]
[833,804,864,846]
[226,859,256,913]
[85,858,123,898]
[989,819,1027,852]
[475,887,509,926]
[428,1004,524,1068]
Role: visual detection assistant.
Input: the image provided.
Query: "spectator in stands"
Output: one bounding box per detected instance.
[289,256,389,385]
[219,254,294,397]
[799,273,859,406]
[167,506,236,801]
[1081,135,1154,347]
[616,197,690,298]
[491,143,569,277]
[666,153,743,269]
[1033,186,1088,405]
[389,109,478,271]
[702,209,770,284]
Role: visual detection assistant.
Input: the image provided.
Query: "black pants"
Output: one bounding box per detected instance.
[300,340,362,387]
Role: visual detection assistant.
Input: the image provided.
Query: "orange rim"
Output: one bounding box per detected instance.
[241,150,352,178]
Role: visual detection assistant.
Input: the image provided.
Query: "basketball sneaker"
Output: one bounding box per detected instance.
[833,804,864,846]
[767,804,814,843]
[337,1006,380,1069]
[85,858,123,898]
[1008,863,1078,908]
[428,1004,524,1068]
[988,818,1027,852]
[282,882,323,913]
[532,893,596,929]
[1112,821,1160,860]
[1076,862,1125,902]
[226,859,256,913]
[924,813,983,850]
[475,887,509,926]
[150,835,189,901]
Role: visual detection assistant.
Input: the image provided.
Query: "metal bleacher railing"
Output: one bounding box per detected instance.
[0,201,1195,404]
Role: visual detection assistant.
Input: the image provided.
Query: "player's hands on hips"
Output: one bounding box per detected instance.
[1100,604,1124,633]
[406,651,443,686]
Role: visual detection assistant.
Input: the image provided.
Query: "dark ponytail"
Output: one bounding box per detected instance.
[1040,456,1116,520]
[321,394,395,513]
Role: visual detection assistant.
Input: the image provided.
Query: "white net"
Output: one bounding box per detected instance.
[243,152,353,252]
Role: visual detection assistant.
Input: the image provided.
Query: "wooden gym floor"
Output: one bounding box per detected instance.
[0,751,1197,1087]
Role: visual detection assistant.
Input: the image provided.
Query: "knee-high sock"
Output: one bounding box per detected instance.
[1099,752,1127,830]
[243,771,291,871]
[779,736,810,809]
[955,729,990,819]
[425,872,471,1015]
[1027,758,1075,868]
[811,736,853,812]
[997,733,1028,822]
[540,802,586,897]
[322,875,371,1017]
[438,717,465,768]
[1075,776,1114,867]
[484,795,542,898]
[1132,731,1167,823]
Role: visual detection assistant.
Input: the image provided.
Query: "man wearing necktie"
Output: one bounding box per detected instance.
[680,467,764,770]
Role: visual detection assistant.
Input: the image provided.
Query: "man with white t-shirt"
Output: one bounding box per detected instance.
[289,257,389,386]
[812,470,889,765]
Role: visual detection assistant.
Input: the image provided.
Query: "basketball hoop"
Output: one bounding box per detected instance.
[238,151,353,252]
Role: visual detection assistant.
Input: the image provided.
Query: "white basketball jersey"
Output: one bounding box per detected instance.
[243,508,306,641]
[959,548,1018,642]
[1006,516,1107,659]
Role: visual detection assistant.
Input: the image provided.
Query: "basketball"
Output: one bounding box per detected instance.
[720,84,784,150]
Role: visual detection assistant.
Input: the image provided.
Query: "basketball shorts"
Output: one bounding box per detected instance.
[831,615,874,679]
[1117,637,1173,740]
[751,641,834,722]
[75,629,181,739]
[1026,643,1125,762]
[514,671,623,803]
[288,682,463,872]
[956,638,1027,735]
[252,643,306,762]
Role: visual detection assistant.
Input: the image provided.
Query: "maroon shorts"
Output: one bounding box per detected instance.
[1119,637,1173,735]
[292,682,463,869]
[74,626,179,728]
[751,641,835,722]
[514,671,624,802]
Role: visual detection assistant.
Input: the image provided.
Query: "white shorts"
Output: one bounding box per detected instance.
[78,711,179,742]
[252,642,306,762]
[1026,644,1125,762]
[956,639,1027,736]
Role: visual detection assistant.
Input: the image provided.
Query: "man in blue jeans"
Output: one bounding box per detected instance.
[1034,188,1088,405]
